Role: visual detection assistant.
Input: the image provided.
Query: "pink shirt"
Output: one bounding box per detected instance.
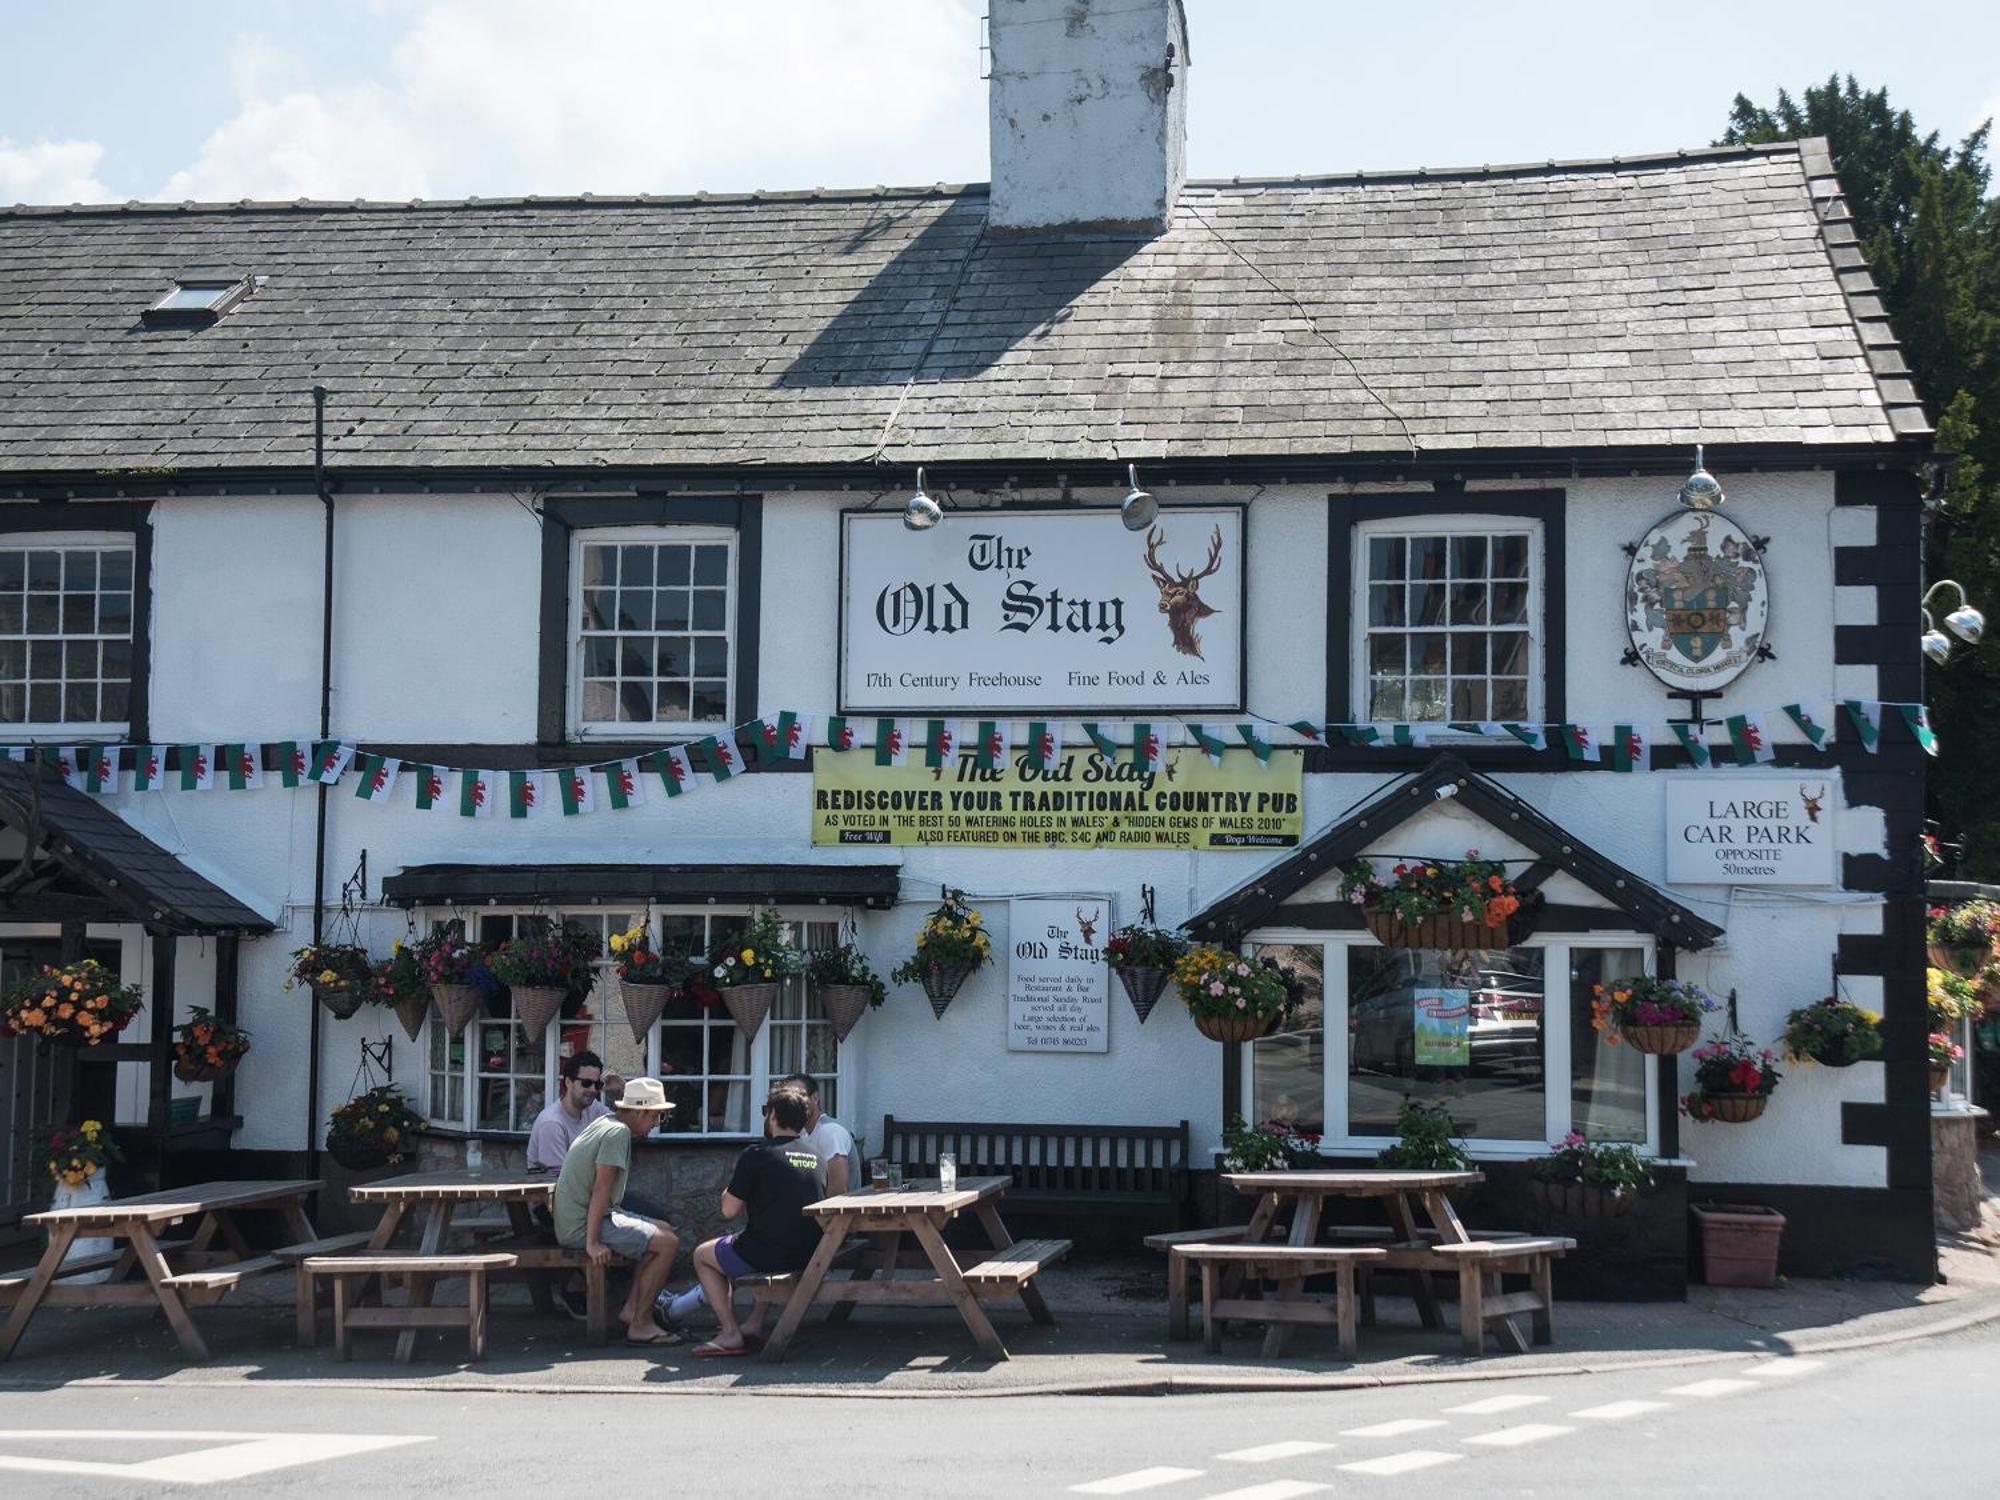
[526,1096,611,1172]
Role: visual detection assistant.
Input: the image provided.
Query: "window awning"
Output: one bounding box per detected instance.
[380,862,903,910]
[0,760,273,935]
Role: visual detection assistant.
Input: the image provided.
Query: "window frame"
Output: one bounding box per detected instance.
[1241,926,1659,1160]
[0,510,151,741]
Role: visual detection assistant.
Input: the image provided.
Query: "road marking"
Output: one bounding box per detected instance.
[1193,1484,1327,1500]
[1663,1378,1758,1398]
[1462,1423,1574,1448]
[1340,1417,1446,1438]
[1747,1358,1823,1378]
[1071,1468,1205,1495]
[1216,1441,1336,1463]
[1444,1393,1549,1415]
[1571,1400,1671,1420]
[0,1432,430,1485]
[1338,1450,1463,1476]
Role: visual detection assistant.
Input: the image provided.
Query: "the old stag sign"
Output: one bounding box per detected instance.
[1624,511,1769,692]
[1665,778,1834,886]
[840,506,1245,713]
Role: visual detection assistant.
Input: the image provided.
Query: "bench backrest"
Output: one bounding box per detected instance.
[880,1117,1189,1199]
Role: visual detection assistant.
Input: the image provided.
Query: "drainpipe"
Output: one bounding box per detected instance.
[307,385,334,1171]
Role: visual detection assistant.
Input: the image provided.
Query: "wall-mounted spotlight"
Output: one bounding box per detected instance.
[1922,579,1986,665]
[1119,463,1159,531]
[903,467,942,531]
[1677,444,1725,510]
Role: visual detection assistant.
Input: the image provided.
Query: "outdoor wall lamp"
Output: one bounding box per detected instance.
[1921,579,1986,665]
[1119,463,1159,531]
[903,467,942,531]
[1677,444,1725,510]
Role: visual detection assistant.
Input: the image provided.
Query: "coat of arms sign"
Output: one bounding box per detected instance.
[1624,510,1770,692]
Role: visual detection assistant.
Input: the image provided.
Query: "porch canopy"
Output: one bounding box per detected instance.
[380,861,903,911]
[1184,753,1723,949]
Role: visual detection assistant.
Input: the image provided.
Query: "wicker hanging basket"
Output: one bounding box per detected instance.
[391,993,431,1043]
[1363,909,1522,951]
[511,985,567,1043]
[431,983,483,1038]
[816,983,875,1042]
[1702,1092,1769,1124]
[326,1139,391,1172]
[1115,966,1169,1023]
[172,1055,240,1085]
[1529,1178,1638,1221]
[621,982,674,1045]
[1192,1010,1277,1044]
[1620,1022,1701,1055]
[917,963,973,1020]
[1927,940,1989,978]
[722,981,778,1038]
[312,981,365,1021]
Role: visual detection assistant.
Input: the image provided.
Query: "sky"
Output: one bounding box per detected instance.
[2,0,1997,206]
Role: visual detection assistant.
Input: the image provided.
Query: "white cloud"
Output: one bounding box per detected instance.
[0,137,112,204]
[155,0,986,202]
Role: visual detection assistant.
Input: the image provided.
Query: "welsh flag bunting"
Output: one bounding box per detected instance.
[1191,723,1232,765]
[277,740,310,787]
[1669,723,1712,768]
[1782,702,1834,752]
[85,745,120,794]
[1024,721,1064,771]
[652,746,696,797]
[695,735,743,782]
[1898,702,1938,756]
[557,765,596,815]
[1387,724,1428,748]
[1082,722,1121,761]
[825,716,859,753]
[177,744,215,791]
[353,754,401,801]
[605,759,645,809]
[1288,720,1326,744]
[1842,699,1883,753]
[1502,723,1547,751]
[1725,712,1776,766]
[972,719,1011,771]
[54,747,86,790]
[1609,724,1649,773]
[1131,722,1167,773]
[757,711,810,762]
[1557,724,1598,763]
[459,769,496,817]
[310,740,354,785]
[1337,725,1381,747]
[1237,724,1273,764]
[922,719,957,768]
[507,769,547,818]
[222,743,263,791]
[132,745,167,792]
[412,764,448,811]
[872,718,908,768]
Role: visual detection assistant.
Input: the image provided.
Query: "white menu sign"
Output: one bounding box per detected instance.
[1666,777,1836,886]
[1007,898,1110,1053]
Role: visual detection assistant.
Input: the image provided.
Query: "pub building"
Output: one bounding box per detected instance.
[0,0,1945,1293]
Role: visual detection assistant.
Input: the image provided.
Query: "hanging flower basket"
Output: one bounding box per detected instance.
[1927,940,1989,978]
[917,963,972,1019]
[1363,909,1522,951]
[892,892,992,1019]
[722,981,778,1038]
[173,1056,237,1085]
[1700,1092,1769,1124]
[430,983,483,1038]
[313,981,366,1021]
[1529,1178,1638,1220]
[327,1139,392,1172]
[1193,1011,1276,1044]
[1115,966,1170,1023]
[621,982,674,1045]
[816,983,876,1042]
[3,959,145,1048]
[390,993,430,1043]
[1622,1022,1701,1056]
[511,985,567,1043]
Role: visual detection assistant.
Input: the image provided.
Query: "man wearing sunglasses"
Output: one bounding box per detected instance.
[527,1050,612,1175]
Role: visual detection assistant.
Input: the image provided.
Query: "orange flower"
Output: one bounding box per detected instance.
[1488,874,1503,891]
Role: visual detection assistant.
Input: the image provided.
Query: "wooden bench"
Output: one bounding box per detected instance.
[272,1231,378,1347]
[1169,1244,1385,1357]
[470,1234,611,1344]
[960,1237,1072,1290]
[302,1253,518,1362]
[0,1237,196,1299]
[882,1117,1190,1227]
[1427,1236,1574,1354]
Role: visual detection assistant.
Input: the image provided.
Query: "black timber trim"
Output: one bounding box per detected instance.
[0,500,152,743]
[534,494,763,748]
[1655,945,1680,1159]
[1184,753,1722,947]
[1325,489,1565,733]
[379,862,902,910]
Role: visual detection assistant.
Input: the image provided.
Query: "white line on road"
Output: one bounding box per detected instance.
[1571,1400,1671,1421]
[1192,1483,1328,1500]
[1071,1467,1206,1495]
[1340,1417,1447,1438]
[1747,1358,1823,1378]
[1461,1423,1575,1448]
[1443,1393,1549,1415]
[1338,1450,1464,1476]
[0,1432,432,1485]
[1215,1441,1336,1463]
[1663,1378,1759,1398]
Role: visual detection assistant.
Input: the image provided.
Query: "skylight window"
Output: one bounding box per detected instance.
[141,271,254,327]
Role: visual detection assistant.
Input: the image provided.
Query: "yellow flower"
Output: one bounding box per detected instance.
[384,1127,399,1142]
[741,948,757,966]
[81,1120,102,1138]
[968,911,982,926]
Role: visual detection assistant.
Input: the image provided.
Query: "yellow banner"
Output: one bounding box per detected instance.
[811,749,1303,849]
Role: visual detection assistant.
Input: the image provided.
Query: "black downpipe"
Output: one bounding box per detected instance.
[307,386,334,1171]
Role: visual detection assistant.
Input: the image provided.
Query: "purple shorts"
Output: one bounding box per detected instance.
[713,1234,763,1279]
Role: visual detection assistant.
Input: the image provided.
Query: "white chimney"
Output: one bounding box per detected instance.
[987,0,1189,234]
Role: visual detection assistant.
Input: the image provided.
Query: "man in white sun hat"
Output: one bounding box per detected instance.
[551,1075,682,1346]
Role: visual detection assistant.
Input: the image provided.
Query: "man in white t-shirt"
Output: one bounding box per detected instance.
[779,1072,861,1195]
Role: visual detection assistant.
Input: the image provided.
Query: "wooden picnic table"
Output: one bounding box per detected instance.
[0,1179,327,1363]
[759,1175,1069,1363]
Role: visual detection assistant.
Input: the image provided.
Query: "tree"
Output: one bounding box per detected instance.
[1722,78,2000,873]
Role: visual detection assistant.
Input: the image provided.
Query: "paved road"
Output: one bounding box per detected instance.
[1,1320,1994,1496]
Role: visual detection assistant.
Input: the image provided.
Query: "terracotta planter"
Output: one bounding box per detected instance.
[1927,940,1989,979]
[172,1055,240,1085]
[916,963,973,1020]
[621,981,674,1044]
[1692,1202,1785,1287]
[391,993,431,1043]
[312,981,364,1021]
[431,983,483,1038]
[1701,1092,1769,1124]
[510,985,567,1043]
[1530,1178,1637,1220]
[1115,966,1169,1023]
[1364,909,1521,951]
[816,983,875,1042]
[1621,1022,1701,1056]
[1193,1010,1276,1044]
[721,981,778,1038]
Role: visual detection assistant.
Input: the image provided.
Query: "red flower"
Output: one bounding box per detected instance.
[1728,1059,1763,1093]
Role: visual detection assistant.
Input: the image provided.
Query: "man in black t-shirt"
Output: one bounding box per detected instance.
[689,1086,826,1356]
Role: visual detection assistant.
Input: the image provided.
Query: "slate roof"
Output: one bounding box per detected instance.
[0,760,274,934]
[0,140,1926,476]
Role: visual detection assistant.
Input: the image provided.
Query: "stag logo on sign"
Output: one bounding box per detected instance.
[1144,524,1225,659]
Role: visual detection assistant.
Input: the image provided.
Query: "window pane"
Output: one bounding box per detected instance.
[1348,946,1546,1140]
[584,637,617,676]
[584,589,616,629]
[658,546,691,585]
[26,552,59,589]
[1368,584,1405,627]
[619,545,655,587]
[1491,632,1529,675]
[616,681,654,722]
[62,551,96,589]
[657,589,690,630]
[692,546,728,586]
[656,636,689,678]
[617,590,653,630]
[26,594,57,632]
[1448,582,1487,624]
[61,595,94,633]
[581,680,616,720]
[583,546,616,586]
[28,641,59,680]
[692,637,728,677]
[0,598,19,633]
[0,553,20,589]
[1492,678,1529,719]
[1369,635,1405,674]
[1410,633,1447,674]
[98,592,132,632]
[1249,943,1324,1135]
[1450,679,1487,719]
[29,684,59,721]
[1369,677,1406,720]
[1410,537,1446,580]
[618,636,649,676]
[1407,678,1448,720]
[1449,535,1487,578]
[1367,536,1405,581]
[1491,534,1530,578]
[1571,949,1648,1142]
[1410,583,1446,626]
[100,551,132,590]
[1492,581,1530,624]
[64,639,96,677]
[691,680,729,722]
[655,681,691,719]
[691,590,727,631]
[100,681,129,722]
[1449,634,1487,675]
[1,684,25,721]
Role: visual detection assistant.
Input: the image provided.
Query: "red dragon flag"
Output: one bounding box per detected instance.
[222,742,263,790]
[53,747,87,790]
[310,740,354,785]
[458,768,496,818]
[1724,712,1776,767]
[1190,724,1232,766]
[177,744,216,791]
[352,754,402,802]
[652,745,696,797]
[276,740,311,787]
[85,745,121,795]
[825,716,859,753]
[1023,720,1065,772]
[412,763,448,811]
[604,759,645,809]
[1608,724,1650,773]
[922,719,957,769]
[695,734,742,782]
[871,718,908,768]
[557,765,597,815]
[971,720,1012,771]
[757,712,812,762]
[1236,724,1273,765]
[507,769,548,818]
[1130,722,1168,773]
[131,745,167,792]
[1081,722,1122,762]
[1556,724,1599,763]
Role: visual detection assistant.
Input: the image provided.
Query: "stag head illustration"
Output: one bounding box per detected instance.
[1799,784,1826,824]
[1144,524,1225,659]
[1075,907,1101,944]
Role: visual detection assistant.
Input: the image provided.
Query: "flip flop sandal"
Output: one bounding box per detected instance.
[624,1327,685,1347]
[692,1340,752,1358]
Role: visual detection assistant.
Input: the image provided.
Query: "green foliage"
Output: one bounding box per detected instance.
[1376,1098,1470,1171]
[1220,1115,1322,1171]
[1532,1134,1654,1193]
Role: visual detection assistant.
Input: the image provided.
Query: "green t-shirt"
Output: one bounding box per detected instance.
[552,1114,632,1245]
